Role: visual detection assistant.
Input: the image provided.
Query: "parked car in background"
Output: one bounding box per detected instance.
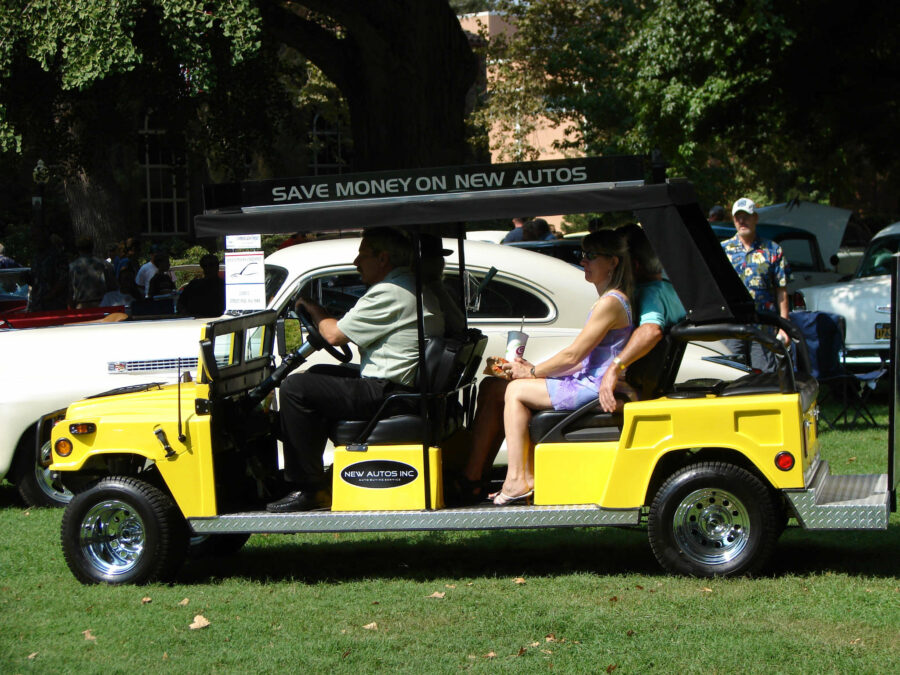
[507,238,584,266]
[756,200,871,276]
[0,267,29,314]
[0,237,739,507]
[794,221,900,369]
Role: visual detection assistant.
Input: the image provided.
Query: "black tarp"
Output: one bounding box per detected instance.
[194,157,754,325]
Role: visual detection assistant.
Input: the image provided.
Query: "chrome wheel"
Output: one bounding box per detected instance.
[34,440,73,504]
[672,488,750,566]
[648,462,781,577]
[79,499,147,577]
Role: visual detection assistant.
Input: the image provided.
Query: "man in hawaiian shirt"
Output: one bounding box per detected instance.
[721,197,790,372]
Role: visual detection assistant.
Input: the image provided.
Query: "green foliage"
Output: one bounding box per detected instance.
[477,0,900,214]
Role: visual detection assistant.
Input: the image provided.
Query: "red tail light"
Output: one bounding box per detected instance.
[792,292,806,309]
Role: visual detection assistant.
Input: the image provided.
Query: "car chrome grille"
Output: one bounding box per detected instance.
[107,357,198,374]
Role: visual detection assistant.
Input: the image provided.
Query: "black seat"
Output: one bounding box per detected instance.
[330,330,487,446]
[529,401,623,444]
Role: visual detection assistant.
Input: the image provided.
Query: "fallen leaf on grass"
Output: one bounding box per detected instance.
[141,597,152,605]
[530,641,540,647]
[362,622,378,630]
[82,630,96,642]
[178,598,189,607]
[23,510,30,516]
[426,591,446,599]
[609,596,618,602]
[445,584,456,589]
[371,601,379,605]
[162,652,168,660]
[847,457,857,463]
[545,633,556,642]
[342,649,351,659]
[484,651,497,659]
[850,638,862,645]
[27,652,38,660]
[514,577,526,585]
[189,615,210,630]
[626,630,635,637]
[700,587,713,593]
[606,665,618,673]
[541,649,553,655]
[516,647,527,656]
[635,585,644,590]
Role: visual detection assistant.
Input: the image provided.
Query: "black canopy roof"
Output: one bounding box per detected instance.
[195,156,753,325]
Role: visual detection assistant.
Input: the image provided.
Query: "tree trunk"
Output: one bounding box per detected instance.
[263,0,478,171]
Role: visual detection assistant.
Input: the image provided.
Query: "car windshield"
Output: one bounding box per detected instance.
[856,236,900,278]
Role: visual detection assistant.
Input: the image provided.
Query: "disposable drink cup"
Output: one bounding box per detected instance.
[505,330,528,362]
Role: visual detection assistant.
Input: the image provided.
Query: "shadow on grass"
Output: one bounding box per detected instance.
[0,481,23,508]
[179,526,662,584]
[178,520,900,585]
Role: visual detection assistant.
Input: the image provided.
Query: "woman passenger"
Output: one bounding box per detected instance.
[490,229,634,505]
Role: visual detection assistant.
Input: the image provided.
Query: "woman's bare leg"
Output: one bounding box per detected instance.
[463,378,508,483]
[500,378,551,497]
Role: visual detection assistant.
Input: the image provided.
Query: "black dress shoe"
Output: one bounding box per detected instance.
[266,490,331,513]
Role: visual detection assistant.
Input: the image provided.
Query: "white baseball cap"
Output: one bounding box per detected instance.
[732,197,757,216]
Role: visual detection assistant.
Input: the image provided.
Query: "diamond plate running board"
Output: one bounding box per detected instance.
[786,460,890,530]
[188,504,641,534]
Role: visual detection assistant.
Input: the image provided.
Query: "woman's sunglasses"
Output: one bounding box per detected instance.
[580,250,610,261]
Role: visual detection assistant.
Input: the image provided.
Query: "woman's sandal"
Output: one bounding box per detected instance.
[491,489,534,506]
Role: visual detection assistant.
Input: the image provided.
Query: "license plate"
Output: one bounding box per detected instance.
[875,323,891,340]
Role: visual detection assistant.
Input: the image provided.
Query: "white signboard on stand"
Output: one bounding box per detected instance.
[225,250,266,310]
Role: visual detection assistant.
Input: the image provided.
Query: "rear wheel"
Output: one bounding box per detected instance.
[648,462,780,577]
[60,476,188,585]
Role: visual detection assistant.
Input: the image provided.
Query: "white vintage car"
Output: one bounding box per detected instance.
[0,237,737,506]
[794,221,900,368]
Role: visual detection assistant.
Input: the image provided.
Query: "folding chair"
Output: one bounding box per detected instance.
[789,311,886,428]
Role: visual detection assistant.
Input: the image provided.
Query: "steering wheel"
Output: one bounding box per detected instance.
[296,305,352,363]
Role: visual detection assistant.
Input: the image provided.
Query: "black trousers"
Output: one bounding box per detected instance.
[279,364,395,490]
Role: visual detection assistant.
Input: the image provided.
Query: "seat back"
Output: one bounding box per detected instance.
[625,330,680,399]
[331,329,487,447]
[788,310,846,379]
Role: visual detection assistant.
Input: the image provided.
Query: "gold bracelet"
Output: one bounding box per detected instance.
[613,356,627,372]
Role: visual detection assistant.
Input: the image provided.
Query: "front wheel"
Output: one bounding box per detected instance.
[648,462,780,577]
[60,476,188,585]
[13,432,73,507]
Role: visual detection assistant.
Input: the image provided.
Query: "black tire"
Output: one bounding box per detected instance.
[12,430,73,507]
[189,533,251,558]
[648,461,781,577]
[60,476,188,585]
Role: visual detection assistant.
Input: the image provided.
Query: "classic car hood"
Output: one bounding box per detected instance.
[756,201,852,264]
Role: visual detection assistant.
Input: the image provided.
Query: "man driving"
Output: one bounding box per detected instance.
[267,227,444,513]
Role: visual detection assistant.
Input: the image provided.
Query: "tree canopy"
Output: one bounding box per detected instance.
[478,0,900,221]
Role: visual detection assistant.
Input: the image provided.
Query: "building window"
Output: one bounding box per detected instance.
[308,111,347,176]
[139,114,189,235]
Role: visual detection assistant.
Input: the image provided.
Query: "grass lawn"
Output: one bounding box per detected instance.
[1,400,898,674]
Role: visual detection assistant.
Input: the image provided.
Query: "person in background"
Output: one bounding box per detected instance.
[147,253,176,298]
[501,216,529,244]
[721,197,790,371]
[27,233,68,311]
[177,253,225,317]
[523,217,556,241]
[69,236,114,308]
[419,234,465,339]
[597,224,686,412]
[0,242,19,269]
[708,205,726,223]
[100,265,139,308]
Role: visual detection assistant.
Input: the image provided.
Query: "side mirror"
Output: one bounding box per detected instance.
[276,318,287,356]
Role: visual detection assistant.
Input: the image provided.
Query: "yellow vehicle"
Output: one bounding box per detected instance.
[48,158,896,583]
